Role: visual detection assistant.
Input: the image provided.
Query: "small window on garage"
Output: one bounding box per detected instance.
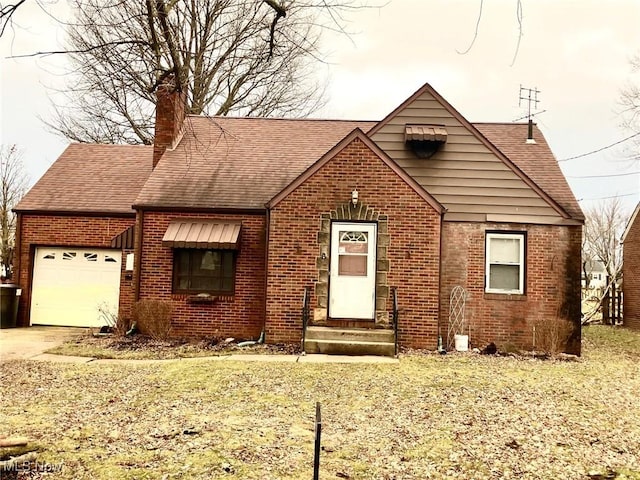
[84,253,98,262]
[104,255,117,263]
[62,252,77,261]
[43,253,56,260]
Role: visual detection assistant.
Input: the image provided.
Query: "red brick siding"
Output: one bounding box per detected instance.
[119,248,136,323]
[153,83,186,168]
[440,222,582,354]
[623,214,640,330]
[267,137,442,348]
[137,211,266,339]
[15,214,135,327]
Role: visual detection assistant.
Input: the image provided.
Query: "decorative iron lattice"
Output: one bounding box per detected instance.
[447,286,468,350]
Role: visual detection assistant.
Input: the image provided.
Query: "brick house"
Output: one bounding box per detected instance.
[622,202,640,330]
[14,81,584,354]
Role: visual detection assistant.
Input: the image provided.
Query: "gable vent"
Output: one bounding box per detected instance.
[405,124,447,158]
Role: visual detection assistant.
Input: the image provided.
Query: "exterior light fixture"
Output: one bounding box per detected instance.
[351,189,358,207]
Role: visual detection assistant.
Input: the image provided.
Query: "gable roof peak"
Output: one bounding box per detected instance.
[268,128,444,213]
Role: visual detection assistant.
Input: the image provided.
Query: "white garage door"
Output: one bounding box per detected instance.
[31,247,122,327]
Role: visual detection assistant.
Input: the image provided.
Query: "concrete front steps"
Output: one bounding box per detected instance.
[303,326,396,357]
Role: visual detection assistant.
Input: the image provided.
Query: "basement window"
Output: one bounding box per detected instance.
[485,232,525,294]
[173,249,236,295]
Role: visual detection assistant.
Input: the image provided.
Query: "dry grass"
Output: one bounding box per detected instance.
[1,326,639,479]
[46,333,299,360]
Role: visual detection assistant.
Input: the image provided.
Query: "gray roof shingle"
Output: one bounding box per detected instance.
[133,116,376,209]
[15,144,152,214]
[18,117,582,222]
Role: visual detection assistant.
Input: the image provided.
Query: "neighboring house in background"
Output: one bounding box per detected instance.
[582,260,607,290]
[622,202,640,330]
[13,81,584,354]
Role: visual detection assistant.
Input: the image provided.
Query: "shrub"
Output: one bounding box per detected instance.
[132,299,173,341]
[531,316,575,356]
[97,303,131,337]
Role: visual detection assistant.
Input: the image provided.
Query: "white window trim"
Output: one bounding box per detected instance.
[485,232,525,294]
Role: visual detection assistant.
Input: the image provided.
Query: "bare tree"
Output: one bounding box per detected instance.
[457,0,524,66]
[0,145,28,279]
[582,197,629,323]
[0,0,27,38]
[584,198,628,283]
[44,0,366,144]
[619,52,640,163]
[620,53,640,130]
[581,232,596,291]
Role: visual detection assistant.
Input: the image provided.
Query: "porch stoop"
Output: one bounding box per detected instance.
[303,326,395,357]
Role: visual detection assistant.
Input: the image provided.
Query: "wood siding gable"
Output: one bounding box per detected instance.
[368,83,571,224]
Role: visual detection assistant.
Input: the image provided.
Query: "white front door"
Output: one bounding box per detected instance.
[329,222,377,319]
[31,247,122,327]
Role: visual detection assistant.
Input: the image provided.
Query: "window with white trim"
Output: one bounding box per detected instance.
[485,232,525,294]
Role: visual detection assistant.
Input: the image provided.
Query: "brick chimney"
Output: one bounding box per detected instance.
[152,75,187,169]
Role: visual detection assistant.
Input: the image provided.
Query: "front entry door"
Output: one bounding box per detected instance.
[329,222,377,319]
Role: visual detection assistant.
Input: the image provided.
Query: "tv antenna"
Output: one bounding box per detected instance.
[518,85,542,142]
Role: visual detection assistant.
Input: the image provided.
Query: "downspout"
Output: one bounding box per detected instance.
[437,211,446,353]
[133,208,144,302]
[260,206,270,344]
[13,212,21,280]
[13,212,24,326]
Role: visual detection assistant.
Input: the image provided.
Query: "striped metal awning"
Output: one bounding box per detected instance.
[404,124,448,143]
[111,225,135,249]
[162,221,241,249]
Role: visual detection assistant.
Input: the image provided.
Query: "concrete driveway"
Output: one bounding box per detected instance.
[0,326,86,361]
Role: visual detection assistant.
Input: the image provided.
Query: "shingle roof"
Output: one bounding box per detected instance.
[15,144,152,214]
[133,116,376,209]
[20,117,581,222]
[474,123,584,221]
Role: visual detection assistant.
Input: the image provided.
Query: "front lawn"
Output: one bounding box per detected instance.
[1,326,639,479]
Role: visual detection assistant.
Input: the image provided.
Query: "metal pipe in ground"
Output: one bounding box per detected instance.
[313,402,321,480]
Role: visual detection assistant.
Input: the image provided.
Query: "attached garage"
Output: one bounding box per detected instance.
[30,247,122,327]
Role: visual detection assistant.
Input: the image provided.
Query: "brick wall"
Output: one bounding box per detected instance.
[623,213,640,330]
[137,211,266,339]
[267,137,442,348]
[15,214,135,327]
[440,222,583,354]
[153,78,187,169]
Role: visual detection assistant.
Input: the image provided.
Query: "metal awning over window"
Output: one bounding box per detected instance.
[111,225,135,249]
[404,124,448,159]
[162,221,241,249]
[404,124,448,142]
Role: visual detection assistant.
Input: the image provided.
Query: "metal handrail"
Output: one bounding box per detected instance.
[301,286,310,353]
[392,287,399,356]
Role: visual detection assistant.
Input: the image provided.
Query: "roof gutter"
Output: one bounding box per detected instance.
[130,205,266,215]
[11,209,135,218]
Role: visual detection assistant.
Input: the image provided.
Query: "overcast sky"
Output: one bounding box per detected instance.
[1,0,639,214]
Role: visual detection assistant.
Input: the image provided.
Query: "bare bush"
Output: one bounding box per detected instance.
[531,316,575,356]
[97,303,131,337]
[132,299,173,341]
